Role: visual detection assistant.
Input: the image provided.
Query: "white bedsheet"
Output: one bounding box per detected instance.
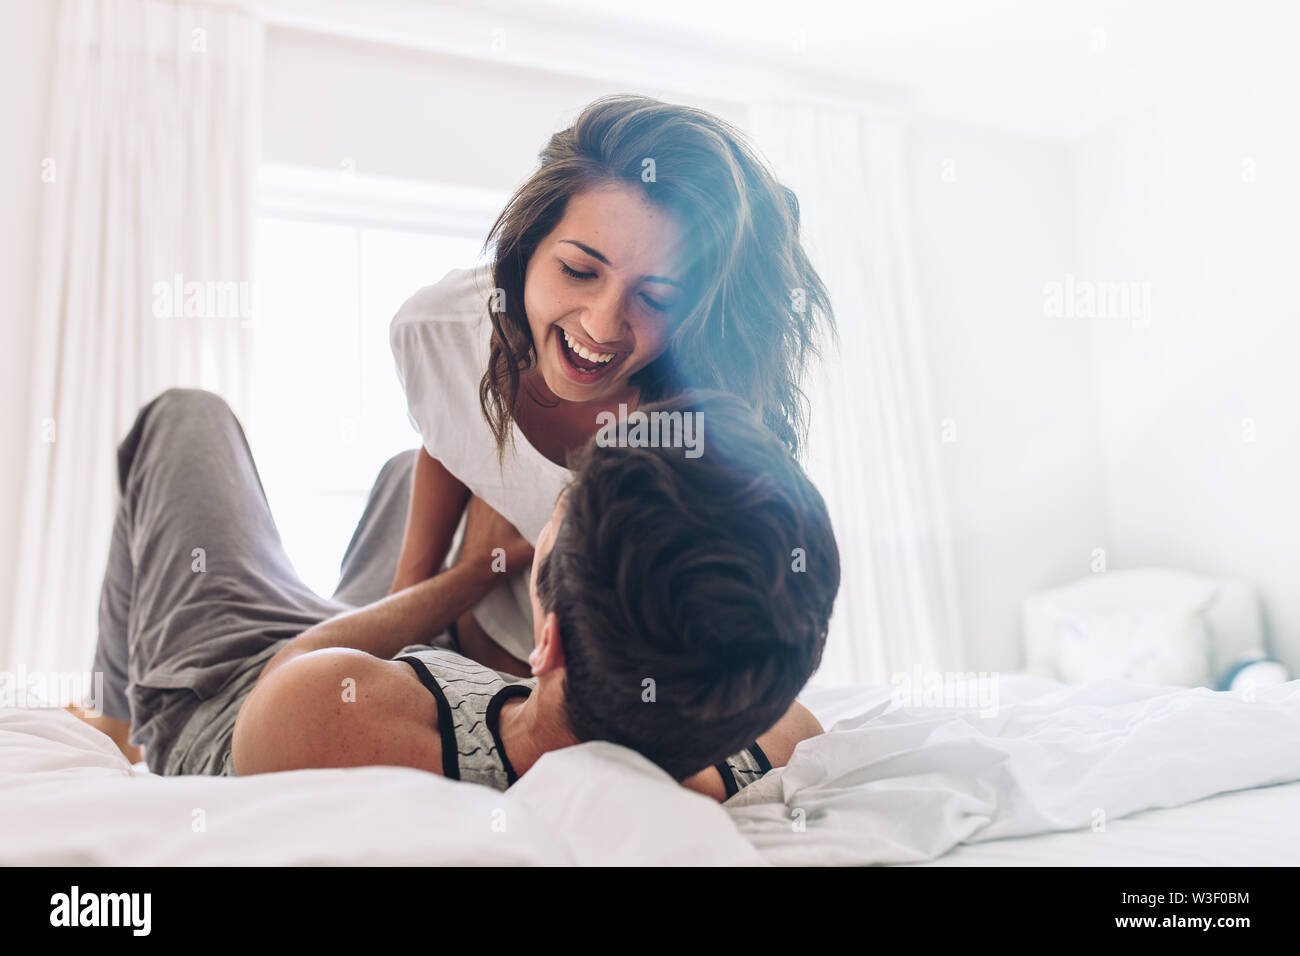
[729,676,1300,864]
[0,705,760,865]
[3,674,1298,866]
[910,778,1300,865]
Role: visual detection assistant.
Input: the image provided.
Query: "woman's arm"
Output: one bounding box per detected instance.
[389,446,471,594]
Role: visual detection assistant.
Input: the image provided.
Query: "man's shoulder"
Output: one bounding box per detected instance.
[394,645,535,692]
[233,648,444,776]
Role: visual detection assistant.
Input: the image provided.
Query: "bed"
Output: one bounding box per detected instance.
[3,674,1297,865]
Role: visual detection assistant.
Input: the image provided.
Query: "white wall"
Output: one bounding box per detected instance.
[0,0,57,641]
[262,25,748,191]
[1075,46,1300,673]
[908,119,1107,672]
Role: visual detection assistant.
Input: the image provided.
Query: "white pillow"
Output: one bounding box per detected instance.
[1056,607,1212,687]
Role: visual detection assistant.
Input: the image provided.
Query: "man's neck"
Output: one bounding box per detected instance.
[496,691,575,781]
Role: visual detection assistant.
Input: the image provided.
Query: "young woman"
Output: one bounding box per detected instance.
[390,94,836,678]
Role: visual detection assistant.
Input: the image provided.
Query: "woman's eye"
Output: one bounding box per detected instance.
[559,259,670,312]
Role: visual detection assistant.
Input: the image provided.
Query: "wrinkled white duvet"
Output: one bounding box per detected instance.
[733,677,1300,864]
[3,675,1298,865]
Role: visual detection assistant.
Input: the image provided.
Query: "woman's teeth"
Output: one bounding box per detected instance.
[562,329,615,364]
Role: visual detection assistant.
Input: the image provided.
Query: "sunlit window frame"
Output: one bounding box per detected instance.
[257,162,508,240]
[249,164,507,595]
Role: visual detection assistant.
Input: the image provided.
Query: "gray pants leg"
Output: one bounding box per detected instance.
[90,388,417,769]
[330,449,418,607]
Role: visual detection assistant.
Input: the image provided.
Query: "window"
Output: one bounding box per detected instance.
[248,165,505,597]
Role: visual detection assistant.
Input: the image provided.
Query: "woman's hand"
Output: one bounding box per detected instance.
[456,495,534,584]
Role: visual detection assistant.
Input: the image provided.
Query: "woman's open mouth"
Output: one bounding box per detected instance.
[554,327,623,384]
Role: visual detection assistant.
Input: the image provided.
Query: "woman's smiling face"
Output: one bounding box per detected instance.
[522,183,687,406]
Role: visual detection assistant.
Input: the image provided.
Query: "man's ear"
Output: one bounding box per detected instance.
[529,610,565,675]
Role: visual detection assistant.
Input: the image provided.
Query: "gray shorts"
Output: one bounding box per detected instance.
[91,388,421,774]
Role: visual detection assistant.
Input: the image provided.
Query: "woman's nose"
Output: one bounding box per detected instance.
[580,293,629,346]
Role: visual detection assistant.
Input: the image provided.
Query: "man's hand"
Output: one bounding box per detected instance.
[456,495,534,583]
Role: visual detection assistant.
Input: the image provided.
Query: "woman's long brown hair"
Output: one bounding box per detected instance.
[478,94,836,465]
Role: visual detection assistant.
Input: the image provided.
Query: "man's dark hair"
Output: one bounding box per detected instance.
[534,390,840,781]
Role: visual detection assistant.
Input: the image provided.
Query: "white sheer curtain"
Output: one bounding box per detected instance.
[750,100,964,685]
[6,0,262,684]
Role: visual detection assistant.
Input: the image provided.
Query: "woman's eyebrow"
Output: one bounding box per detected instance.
[558,239,683,288]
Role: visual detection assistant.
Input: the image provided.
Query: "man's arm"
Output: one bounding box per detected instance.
[681,701,824,802]
[233,494,536,775]
[252,493,535,693]
[253,562,495,693]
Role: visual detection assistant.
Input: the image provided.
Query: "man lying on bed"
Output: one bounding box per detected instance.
[76,388,839,801]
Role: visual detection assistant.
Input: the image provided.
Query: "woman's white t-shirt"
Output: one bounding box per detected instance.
[390,265,573,662]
